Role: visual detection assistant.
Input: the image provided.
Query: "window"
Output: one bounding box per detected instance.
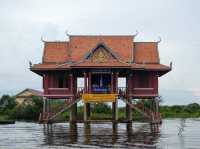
[58,76,64,88]
[138,73,150,88]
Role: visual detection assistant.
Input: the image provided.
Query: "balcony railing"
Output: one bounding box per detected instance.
[43,87,157,98]
[47,88,70,94]
[118,87,157,98]
[130,87,158,97]
[132,88,154,94]
[43,88,72,98]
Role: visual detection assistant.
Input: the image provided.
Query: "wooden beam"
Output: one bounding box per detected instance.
[115,72,119,93]
[70,73,73,93]
[84,72,87,93]
[88,71,91,93]
[111,72,114,93]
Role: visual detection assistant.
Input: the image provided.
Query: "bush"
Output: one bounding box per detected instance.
[91,103,111,114]
[11,96,43,121]
[0,95,16,112]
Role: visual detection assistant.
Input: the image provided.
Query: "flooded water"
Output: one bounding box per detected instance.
[0,119,200,149]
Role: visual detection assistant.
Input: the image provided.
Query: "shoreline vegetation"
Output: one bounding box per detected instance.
[0,95,200,123]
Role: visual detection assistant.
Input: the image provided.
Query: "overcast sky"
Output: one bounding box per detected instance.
[0,0,200,105]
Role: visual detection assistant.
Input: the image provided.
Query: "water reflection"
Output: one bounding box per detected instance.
[42,122,160,148]
[1,119,200,148]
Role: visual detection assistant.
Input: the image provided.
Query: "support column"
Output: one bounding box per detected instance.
[126,73,133,122]
[84,122,91,143]
[43,97,46,114]
[84,103,87,121]
[112,101,118,121]
[112,123,118,143]
[84,72,87,93]
[46,99,49,113]
[86,103,90,119]
[126,98,132,122]
[111,72,114,93]
[115,72,119,93]
[84,102,90,121]
[154,97,161,123]
[70,98,77,122]
[88,72,91,93]
[70,73,73,93]
[112,72,118,121]
[87,71,91,120]
[155,98,159,114]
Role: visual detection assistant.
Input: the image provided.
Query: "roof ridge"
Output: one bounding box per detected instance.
[69,35,135,37]
[43,41,69,43]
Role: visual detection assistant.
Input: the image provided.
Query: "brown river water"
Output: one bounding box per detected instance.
[0,119,200,149]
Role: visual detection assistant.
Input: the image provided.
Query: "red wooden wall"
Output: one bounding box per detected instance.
[128,71,158,98]
[43,71,72,98]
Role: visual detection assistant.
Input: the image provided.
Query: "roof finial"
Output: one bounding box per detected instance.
[65,30,70,37]
[29,61,32,68]
[170,61,173,69]
[134,30,139,37]
[41,36,46,42]
[157,36,162,43]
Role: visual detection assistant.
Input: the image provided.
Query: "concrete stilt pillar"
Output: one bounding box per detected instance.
[84,122,91,143]
[42,98,47,122]
[84,103,87,121]
[46,99,50,113]
[155,98,159,114]
[48,99,52,113]
[86,103,90,119]
[43,98,46,114]
[84,103,90,121]
[126,98,132,122]
[70,101,77,122]
[69,123,78,143]
[112,101,118,121]
[112,123,118,143]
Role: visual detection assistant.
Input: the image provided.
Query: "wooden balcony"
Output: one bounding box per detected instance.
[44,88,73,98]
[118,87,158,98]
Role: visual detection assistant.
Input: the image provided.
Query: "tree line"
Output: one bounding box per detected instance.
[0,94,200,122]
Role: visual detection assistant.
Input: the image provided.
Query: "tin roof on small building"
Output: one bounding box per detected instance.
[16,88,43,97]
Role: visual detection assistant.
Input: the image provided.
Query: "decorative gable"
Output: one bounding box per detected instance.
[86,43,119,63]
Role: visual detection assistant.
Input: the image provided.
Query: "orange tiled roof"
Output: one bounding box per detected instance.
[43,42,69,63]
[69,36,133,62]
[31,63,70,70]
[131,63,170,70]
[31,61,170,72]
[31,35,171,71]
[134,42,159,63]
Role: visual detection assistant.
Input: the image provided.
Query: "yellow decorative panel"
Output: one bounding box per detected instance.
[82,94,118,103]
[91,47,111,63]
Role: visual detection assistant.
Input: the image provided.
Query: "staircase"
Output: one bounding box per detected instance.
[39,98,81,124]
[120,98,161,124]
